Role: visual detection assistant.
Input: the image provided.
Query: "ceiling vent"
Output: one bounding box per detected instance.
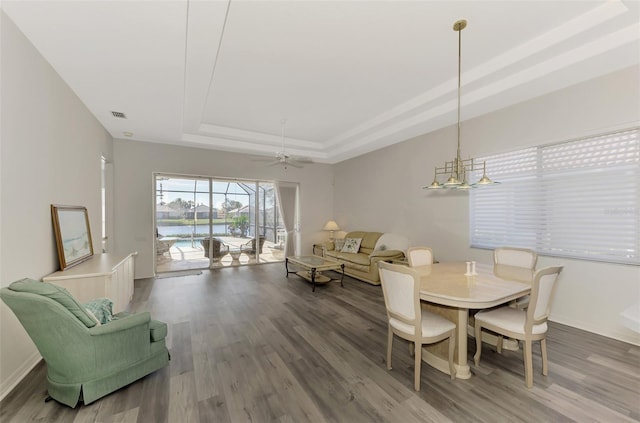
[111,111,127,119]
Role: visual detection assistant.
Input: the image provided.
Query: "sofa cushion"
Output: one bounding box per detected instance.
[332,251,371,266]
[9,278,97,328]
[149,319,168,342]
[345,231,382,255]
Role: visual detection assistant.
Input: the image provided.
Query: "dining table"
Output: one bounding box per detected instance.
[414,262,532,379]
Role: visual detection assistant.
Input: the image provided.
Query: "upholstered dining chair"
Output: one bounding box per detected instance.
[378,261,456,391]
[494,247,537,309]
[406,246,434,267]
[474,265,563,388]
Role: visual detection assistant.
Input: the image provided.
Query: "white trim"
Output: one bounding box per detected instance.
[0,352,41,401]
[549,314,640,347]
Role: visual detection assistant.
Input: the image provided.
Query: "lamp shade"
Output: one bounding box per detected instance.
[323,220,340,231]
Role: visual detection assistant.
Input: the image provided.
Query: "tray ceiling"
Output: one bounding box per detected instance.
[3,1,639,163]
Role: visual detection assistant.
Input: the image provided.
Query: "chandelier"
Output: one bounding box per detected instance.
[424,19,498,190]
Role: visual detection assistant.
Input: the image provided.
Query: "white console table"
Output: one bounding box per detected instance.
[42,252,137,313]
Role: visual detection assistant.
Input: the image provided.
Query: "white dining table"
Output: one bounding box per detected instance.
[414,262,531,379]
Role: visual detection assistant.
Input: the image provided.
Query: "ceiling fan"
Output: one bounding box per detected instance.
[255,119,313,169]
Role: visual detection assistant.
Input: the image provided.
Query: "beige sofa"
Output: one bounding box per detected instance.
[323,231,407,285]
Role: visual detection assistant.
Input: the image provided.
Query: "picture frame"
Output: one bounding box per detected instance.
[51,204,94,270]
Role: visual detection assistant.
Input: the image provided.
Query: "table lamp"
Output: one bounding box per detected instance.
[323,220,340,242]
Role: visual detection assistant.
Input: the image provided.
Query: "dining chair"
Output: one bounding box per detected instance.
[406,246,434,267]
[494,246,537,309]
[473,265,563,388]
[378,261,456,390]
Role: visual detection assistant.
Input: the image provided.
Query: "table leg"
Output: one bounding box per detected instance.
[455,308,472,379]
[285,258,289,278]
[311,267,317,292]
[340,264,345,288]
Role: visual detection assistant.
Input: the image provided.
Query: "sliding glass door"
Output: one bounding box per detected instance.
[154,174,287,273]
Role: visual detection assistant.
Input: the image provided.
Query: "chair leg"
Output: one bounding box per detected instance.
[448,331,456,380]
[474,321,483,366]
[541,338,548,376]
[496,334,503,354]
[414,342,422,391]
[387,326,393,370]
[523,339,533,388]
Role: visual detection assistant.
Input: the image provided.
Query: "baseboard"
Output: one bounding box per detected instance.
[0,351,42,402]
[550,314,640,347]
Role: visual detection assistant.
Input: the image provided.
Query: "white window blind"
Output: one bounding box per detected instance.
[470,128,640,265]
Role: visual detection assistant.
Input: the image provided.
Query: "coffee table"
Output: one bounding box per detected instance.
[285,256,345,292]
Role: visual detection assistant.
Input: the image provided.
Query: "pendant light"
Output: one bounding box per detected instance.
[424,19,499,190]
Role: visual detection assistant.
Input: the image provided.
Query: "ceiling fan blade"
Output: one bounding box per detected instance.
[285,161,304,168]
[291,156,313,164]
[264,160,282,166]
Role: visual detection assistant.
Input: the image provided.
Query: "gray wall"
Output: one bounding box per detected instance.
[0,11,113,398]
[112,140,334,278]
[333,65,640,345]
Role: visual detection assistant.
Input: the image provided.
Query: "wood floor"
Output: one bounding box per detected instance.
[2,263,639,422]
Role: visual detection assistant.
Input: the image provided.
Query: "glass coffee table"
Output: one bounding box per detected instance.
[285,256,345,292]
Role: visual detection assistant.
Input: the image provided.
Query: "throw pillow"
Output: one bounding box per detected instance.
[334,238,345,251]
[85,309,101,326]
[83,298,114,324]
[341,238,362,254]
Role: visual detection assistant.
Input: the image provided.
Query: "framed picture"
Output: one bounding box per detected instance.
[51,204,94,270]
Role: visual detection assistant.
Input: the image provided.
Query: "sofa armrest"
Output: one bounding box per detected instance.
[369,249,404,259]
[89,312,151,336]
[322,241,335,252]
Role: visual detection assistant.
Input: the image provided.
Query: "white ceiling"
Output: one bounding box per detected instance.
[3,1,639,164]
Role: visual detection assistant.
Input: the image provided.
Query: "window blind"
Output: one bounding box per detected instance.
[470,128,640,265]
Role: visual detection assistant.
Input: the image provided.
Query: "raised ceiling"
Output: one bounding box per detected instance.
[3,1,639,163]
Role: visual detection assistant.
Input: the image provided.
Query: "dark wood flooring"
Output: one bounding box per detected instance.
[1,263,639,422]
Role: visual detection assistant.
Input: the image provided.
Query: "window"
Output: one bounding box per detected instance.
[154,174,289,273]
[470,128,640,265]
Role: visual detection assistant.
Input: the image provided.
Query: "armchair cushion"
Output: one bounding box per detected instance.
[9,278,97,328]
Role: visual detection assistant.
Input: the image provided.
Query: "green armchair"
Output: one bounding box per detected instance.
[0,279,170,408]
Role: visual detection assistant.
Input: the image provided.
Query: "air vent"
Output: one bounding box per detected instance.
[111,111,127,119]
